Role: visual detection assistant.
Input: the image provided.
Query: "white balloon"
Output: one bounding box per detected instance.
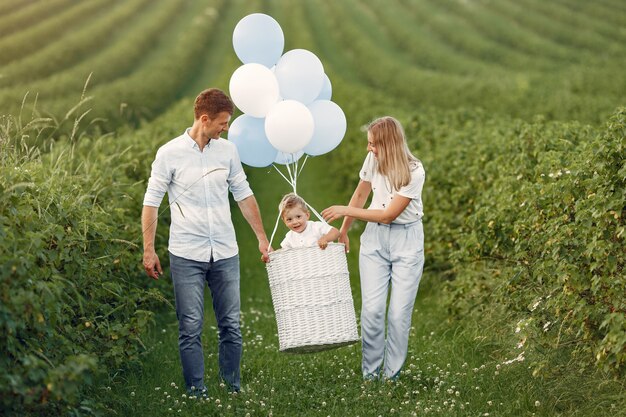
[265,100,314,154]
[303,100,347,156]
[274,49,325,105]
[229,63,279,117]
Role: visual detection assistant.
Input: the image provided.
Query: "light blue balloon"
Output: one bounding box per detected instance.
[233,13,284,68]
[315,74,332,101]
[303,100,347,156]
[274,150,304,165]
[274,49,325,104]
[228,114,278,167]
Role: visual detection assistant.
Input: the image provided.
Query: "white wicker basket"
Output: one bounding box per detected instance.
[266,243,360,353]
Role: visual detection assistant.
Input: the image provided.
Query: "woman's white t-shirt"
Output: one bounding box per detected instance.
[280,221,333,249]
[359,152,425,224]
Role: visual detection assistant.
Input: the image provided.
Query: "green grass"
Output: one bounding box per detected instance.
[95,278,626,416]
[90,155,624,417]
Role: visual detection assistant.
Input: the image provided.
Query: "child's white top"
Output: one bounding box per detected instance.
[359,152,425,224]
[280,221,333,249]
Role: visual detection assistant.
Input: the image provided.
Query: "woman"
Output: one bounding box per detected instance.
[321,116,425,381]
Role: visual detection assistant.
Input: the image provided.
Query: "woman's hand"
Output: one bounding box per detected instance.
[338,231,350,253]
[321,205,348,223]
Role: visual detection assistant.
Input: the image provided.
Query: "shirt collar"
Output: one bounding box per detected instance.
[183,128,198,149]
[183,128,214,150]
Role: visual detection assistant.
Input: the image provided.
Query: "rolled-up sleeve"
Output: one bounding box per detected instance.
[228,146,253,202]
[143,150,170,207]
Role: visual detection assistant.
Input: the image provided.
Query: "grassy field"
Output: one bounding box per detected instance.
[93,155,625,417]
[1,0,624,415]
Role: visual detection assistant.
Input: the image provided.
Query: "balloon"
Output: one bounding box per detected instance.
[233,13,284,68]
[228,115,278,167]
[315,74,332,101]
[274,49,325,104]
[303,100,347,156]
[265,100,314,154]
[274,150,304,165]
[229,63,279,117]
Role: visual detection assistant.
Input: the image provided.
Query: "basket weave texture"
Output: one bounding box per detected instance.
[266,243,360,353]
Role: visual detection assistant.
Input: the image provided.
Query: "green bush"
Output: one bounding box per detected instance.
[408,107,624,376]
[0,113,167,415]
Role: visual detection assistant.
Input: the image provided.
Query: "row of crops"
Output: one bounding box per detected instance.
[1,0,624,414]
[1,0,625,123]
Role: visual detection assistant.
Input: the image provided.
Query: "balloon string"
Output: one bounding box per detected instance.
[305,200,326,224]
[291,157,298,194]
[268,208,282,249]
[271,163,292,187]
[285,157,295,193]
[298,155,309,177]
[267,154,332,248]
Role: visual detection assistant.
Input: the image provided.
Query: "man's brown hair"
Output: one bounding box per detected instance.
[194,88,234,120]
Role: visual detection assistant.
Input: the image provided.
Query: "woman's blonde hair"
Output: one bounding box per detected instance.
[279,193,308,218]
[367,116,419,191]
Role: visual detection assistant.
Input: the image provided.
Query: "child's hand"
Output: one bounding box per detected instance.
[318,238,328,250]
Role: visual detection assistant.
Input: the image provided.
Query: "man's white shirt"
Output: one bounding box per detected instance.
[143,129,253,262]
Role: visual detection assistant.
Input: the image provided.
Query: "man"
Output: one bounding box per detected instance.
[141,88,270,395]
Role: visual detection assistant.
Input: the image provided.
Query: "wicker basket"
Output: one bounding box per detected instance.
[266,243,360,353]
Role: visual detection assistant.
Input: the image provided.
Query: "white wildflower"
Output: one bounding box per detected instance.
[530,299,541,311]
[502,351,526,365]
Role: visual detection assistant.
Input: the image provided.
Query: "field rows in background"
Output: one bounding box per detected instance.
[487,0,626,52]
[517,0,626,45]
[0,0,37,17]
[0,0,115,65]
[0,0,77,38]
[0,0,624,126]
[27,0,230,130]
[0,0,192,114]
[555,0,626,29]
[0,0,156,88]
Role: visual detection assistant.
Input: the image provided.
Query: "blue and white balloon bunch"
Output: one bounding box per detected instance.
[228,13,347,170]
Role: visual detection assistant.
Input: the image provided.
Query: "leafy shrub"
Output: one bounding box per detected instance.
[408,107,624,375]
[0,113,167,415]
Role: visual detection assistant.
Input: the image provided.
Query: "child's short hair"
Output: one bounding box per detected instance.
[279,193,308,218]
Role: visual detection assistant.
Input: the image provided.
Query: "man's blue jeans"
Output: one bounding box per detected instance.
[169,252,242,392]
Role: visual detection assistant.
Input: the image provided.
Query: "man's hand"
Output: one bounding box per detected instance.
[259,238,272,263]
[143,249,163,280]
[237,196,272,263]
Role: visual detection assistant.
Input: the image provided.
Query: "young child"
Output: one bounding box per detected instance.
[279,193,340,250]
